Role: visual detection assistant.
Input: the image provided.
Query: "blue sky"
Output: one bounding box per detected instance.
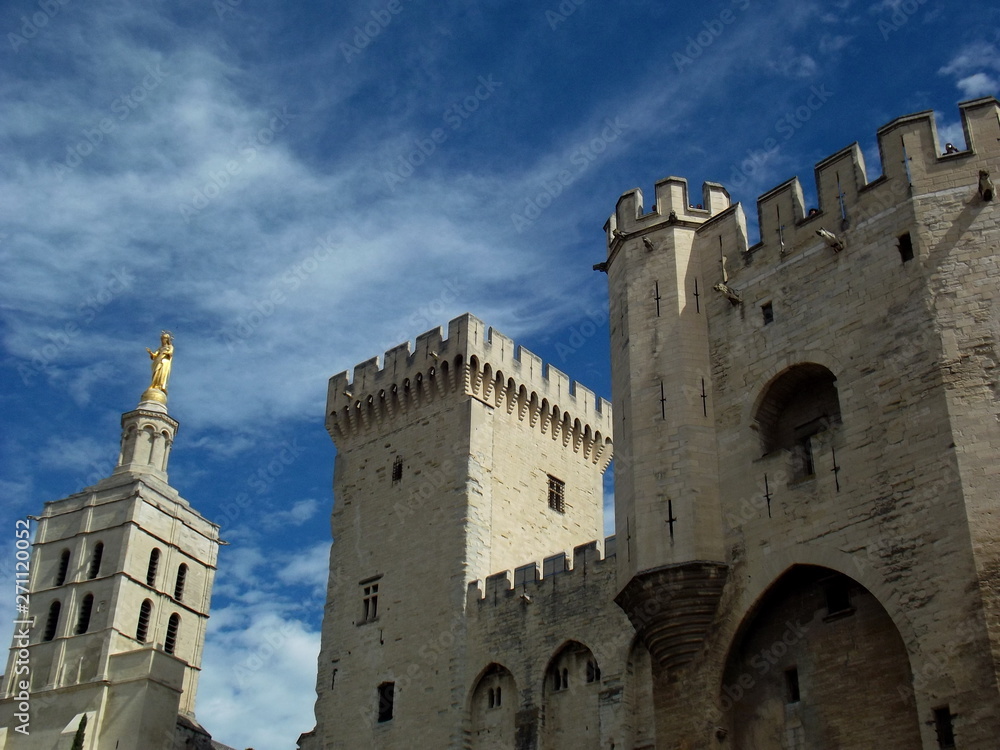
[1,0,997,747]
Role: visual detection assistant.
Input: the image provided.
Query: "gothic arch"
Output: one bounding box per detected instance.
[752,363,841,456]
[720,564,921,749]
[542,641,601,750]
[742,351,845,429]
[468,663,517,750]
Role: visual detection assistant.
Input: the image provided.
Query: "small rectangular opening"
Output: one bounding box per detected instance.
[391,456,403,483]
[785,667,800,703]
[898,232,914,263]
[825,578,852,616]
[790,436,815,479]
[933,706,955,748]
[762,301,774,325]
[377,682,395,722]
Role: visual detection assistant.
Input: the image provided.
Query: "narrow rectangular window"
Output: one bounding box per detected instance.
[762,301,774,325]
[785,667,800,703]
[362,581,380,622]
[547,475,565,513]
[377,682,395,722]
[898,232,914,263]
[391,456,403,483]
[791,436,815,479]
[586,660,601,683]
[825,578,852,616]
[933,706,955,748]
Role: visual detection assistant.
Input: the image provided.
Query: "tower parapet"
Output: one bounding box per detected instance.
[467,536,617,608]
[326,313,613,467]
[690,97,1000,280]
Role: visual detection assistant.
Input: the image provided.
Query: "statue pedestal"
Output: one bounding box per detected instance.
[139,387,168,413]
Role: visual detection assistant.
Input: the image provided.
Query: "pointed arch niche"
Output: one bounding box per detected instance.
[542,641,601,750]
[469,663,517,749]
[720,565,921,749]
[753,363,841,480]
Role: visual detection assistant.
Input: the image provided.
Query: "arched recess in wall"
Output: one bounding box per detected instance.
[720,564,921,749]
[623,638,656,750]
[541,641,601,750]
[468,663,517,750]
[753,363,841,480]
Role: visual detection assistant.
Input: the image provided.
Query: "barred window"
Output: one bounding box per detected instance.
[361,579,380,623]
[547,475,565,513]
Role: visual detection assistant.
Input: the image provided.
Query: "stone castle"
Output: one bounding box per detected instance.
[2,96,998,749]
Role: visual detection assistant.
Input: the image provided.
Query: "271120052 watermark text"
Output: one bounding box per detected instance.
[11,519,33,736]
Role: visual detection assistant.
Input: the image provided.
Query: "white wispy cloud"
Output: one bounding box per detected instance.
[938,41,1000,97]
[199,538,331,747]
[956,72,999,98]
[199,610,320,750]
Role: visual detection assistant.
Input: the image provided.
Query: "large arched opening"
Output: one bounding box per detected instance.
[720,565,921,748]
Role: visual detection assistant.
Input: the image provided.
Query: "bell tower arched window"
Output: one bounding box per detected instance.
[56,549,71,585]
[87,542,104,579]
[146,548,160,587]
[165,613,180,655]
[174,564,188,601]
[43,600,61,641]
[136,599,153,642]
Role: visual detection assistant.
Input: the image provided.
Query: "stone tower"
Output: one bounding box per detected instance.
[602,96,1000,747]
[602,175,732,675]
[300,314,613,749]
[0,384,220,748]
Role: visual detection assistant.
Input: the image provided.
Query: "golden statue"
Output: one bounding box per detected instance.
[141,331,173,404]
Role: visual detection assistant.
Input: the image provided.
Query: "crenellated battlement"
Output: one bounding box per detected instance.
[603,176,731,246]
[603,98,1000,278]
[466,536,617,608]
[326,314,613,460]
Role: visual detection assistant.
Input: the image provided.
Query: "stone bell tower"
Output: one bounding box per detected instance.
[0,334,221,750]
